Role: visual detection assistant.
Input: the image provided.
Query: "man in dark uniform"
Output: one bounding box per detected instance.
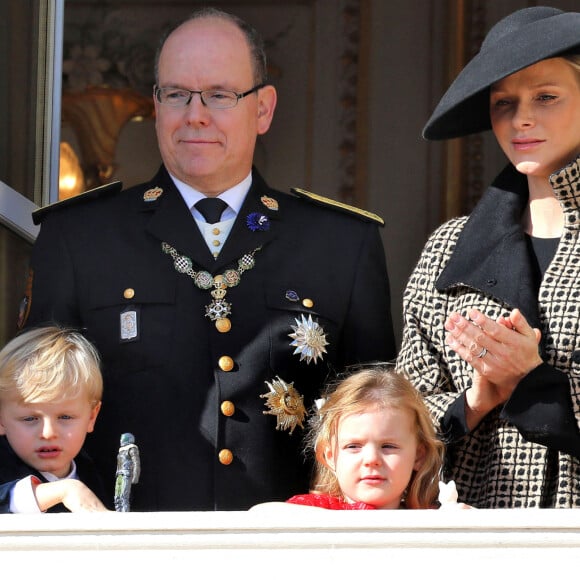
[22,8,396,511]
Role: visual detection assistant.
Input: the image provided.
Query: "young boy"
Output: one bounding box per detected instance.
[0,326,108,513]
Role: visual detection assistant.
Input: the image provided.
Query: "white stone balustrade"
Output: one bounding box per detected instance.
[1,508,579,578]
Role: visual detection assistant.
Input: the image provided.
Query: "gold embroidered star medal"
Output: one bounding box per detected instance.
[261,376,306,435]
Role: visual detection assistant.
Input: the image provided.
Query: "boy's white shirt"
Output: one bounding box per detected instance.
[9,460,78,513]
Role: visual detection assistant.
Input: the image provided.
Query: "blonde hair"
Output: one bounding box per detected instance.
[307,367,443,509]
[0,326,102,406]
[563,54,580,79]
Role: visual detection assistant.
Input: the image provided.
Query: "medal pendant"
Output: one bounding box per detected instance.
[205,298,232,321]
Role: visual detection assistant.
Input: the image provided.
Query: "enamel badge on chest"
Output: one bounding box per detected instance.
[143,187,163,202]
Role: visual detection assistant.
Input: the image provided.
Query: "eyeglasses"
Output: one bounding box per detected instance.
[154,84,265,109]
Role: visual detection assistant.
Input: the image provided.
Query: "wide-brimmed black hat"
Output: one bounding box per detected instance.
[423,6,580,140]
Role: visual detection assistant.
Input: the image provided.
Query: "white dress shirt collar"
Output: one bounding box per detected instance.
[170,172,252,221]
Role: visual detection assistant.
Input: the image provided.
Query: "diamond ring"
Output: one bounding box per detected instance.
[476,346,487,358]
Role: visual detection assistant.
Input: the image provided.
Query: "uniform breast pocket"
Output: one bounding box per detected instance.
[264,287,340,370]
[85,281,177,376]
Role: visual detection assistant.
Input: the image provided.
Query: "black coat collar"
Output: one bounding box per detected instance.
[435,164,540,327]
[143,166,278,273]
[213,169,278,271]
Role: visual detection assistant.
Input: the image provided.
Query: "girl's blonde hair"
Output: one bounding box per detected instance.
[0,326,102,406]
[306,366,443,509]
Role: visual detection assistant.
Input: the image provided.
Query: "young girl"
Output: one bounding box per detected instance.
[252,367,455,511]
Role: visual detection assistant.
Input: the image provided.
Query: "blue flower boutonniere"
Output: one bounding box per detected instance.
[246,212,270,232]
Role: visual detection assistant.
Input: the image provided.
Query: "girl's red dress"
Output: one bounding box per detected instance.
[286,493,376,510]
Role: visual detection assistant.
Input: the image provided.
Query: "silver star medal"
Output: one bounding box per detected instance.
[261,376,306,435]
[288,314,328,364]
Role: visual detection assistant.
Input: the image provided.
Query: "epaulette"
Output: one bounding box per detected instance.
[291,187,384,226]
[32,181,123,225]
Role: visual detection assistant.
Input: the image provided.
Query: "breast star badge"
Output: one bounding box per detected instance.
[261,376,306,435]
[288,314,328,364]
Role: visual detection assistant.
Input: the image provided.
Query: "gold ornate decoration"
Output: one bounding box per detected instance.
[143,187,163,202]
[260,195,279,210]
[161,242,260,331]
[261,376,306,435]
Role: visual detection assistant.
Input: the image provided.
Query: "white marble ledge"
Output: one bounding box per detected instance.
[1,509,579,579]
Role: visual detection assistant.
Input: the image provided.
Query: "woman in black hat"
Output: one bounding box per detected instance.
[396,6,580,508]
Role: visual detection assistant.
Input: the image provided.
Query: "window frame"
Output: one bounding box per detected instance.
[0,0,64,243]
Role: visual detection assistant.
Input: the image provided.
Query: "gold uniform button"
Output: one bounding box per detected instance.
[302,298,314,308]
[123,288,135,299]
[218,356,234,372]
[221,401,235,416]
[212,239,221,247]
[215,318,231,333]
[212,227,221,235]
[218,449,233,465]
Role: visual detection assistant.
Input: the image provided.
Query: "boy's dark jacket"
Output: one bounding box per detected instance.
[0,436,107,513]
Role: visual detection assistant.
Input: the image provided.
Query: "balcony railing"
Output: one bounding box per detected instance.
[1,508,578,578]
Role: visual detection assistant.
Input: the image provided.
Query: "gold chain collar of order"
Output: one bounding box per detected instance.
[161,241,261,332]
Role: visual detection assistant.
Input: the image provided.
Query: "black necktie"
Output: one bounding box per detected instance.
[195,198,228,224]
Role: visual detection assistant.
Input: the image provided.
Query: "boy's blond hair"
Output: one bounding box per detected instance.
[307,366,443,509]
[0,326,102,406]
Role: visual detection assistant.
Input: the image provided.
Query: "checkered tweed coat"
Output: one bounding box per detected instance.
[396,156,580,508]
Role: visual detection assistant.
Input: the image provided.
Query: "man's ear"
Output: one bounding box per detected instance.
[256,84,277,135]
